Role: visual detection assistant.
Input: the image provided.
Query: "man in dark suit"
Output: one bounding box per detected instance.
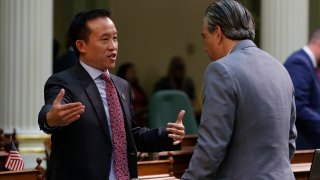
[53,46,78,74]
[182,0,297,179]
[38,9,185,180]
[284,27,320,150]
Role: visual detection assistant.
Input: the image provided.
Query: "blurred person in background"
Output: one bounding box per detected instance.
[284,27,320,150]
[117,63,148,127]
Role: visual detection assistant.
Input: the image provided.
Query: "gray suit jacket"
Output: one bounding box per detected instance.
[182,40,297,180]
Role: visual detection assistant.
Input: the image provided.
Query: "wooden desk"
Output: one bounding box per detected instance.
[158,147,313,179]
[291,163,311,180]
[45,135,313,179]
[0,158,45,180]
[138,158,173,176]
[0,169,41,180]
[291,150,314,164]
[158,146,194,178]
[138,173,178,180]
[181,134,197,147]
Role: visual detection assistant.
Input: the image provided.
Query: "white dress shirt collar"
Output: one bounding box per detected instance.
[303,46,317,68]
[79,61,109,80]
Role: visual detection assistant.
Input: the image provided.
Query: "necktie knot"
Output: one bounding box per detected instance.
[101,72,110,81]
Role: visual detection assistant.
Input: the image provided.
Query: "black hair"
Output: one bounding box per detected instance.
[68,9,111,57]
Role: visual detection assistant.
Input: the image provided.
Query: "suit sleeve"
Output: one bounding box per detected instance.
[182,62,236,179]
[125,80,180,152]
[38,76,71,134]
[132,127,180,152]
[285,59,320,134]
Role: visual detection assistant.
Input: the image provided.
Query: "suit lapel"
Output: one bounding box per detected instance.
[109,75,131,126]
[72,63,111,140]
[110,75,138,161]
[72,65,134,150]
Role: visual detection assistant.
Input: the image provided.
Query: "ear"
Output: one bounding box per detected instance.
[215,26,223,45]
[76,40,86,54]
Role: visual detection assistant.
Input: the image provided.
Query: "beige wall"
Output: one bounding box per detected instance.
[53,0,261,102]
[109,0,212,100]
[54,0,109,55]
[309,0,320,36]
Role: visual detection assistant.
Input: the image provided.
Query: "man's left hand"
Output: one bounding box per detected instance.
[167,110,185,145]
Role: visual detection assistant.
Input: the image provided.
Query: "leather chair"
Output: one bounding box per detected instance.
[149,90,198,134]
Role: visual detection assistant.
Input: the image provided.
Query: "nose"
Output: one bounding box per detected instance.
[108,40,118,50]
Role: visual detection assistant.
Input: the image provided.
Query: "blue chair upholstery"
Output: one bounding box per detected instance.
[149,90,198,134]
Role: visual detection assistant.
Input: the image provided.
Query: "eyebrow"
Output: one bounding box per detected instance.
[100,32,117,38]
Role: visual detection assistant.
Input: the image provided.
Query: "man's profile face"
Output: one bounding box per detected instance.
[316,40,320,62]
[201,19,222,61]
[79,17,118,71]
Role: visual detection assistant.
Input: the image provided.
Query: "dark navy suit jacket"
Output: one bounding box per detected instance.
[38,63,179,180]
[284,49,320,149]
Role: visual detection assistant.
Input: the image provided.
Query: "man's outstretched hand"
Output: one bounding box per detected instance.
[46,89,85,127]
[167,110,185,145]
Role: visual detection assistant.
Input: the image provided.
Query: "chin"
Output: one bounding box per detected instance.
[107,64,116,70]
[208,55,217,61]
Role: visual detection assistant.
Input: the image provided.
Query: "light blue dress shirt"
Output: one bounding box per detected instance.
[80,61,116,180]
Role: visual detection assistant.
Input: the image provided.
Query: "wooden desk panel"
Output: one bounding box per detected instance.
[181,134,197,147]
[0,170,40,180]
[291,150,314,164]
[158,147,313,179]
[291,163,311,180]
[138,173,178,180]
[138,159,173,176]
[158,146,194,178]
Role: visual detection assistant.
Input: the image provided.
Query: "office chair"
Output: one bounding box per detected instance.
[149,90,198,134]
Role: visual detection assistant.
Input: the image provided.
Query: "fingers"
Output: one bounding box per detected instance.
[167,113,185,131]
[173,139,182,145]
[46,90,85,127]
[167,122,185,131]
[59,102,84,111]
[59,115,81,126]
[58,104,85,126]
[168,133,184,145]
[53,89,65,106]
[167,126,185,138]
[47,105,85,127]
[59,103,85,124]
[176,110,185,124]
[167,119,185,136]
[167,110,186,145]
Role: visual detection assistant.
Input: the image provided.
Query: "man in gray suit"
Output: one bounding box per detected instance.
[181,0,297,179]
